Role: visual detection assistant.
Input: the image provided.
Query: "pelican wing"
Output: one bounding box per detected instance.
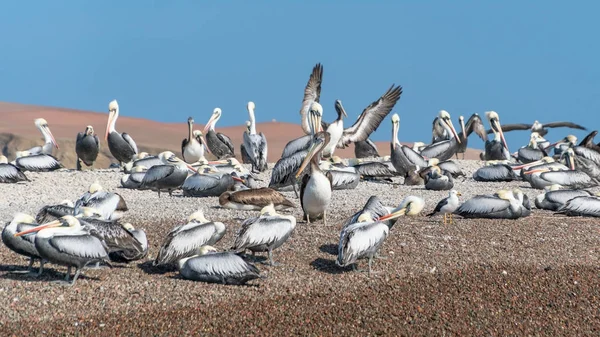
[0,164,28,183]
[35,204,75,224]
[329,171,359,190]
[338,222,389,266]
[155,222,218,264]
[122,133,138,155]
[455,196,510,216]
[281,135,312,158]
[557,196,600,216]
[184,252,260,277]
[473,165,516,182]
[342,196,387,228]
[300,63,323,134]
[50,233,108,259]
[355,162,394,177]
[419,139,457,161]
[542,171,595,188]
[338,85,403,147]
[486,123,531,134]
[269,150,307,188]
[76,132,85,144]
[401,146,428,167]
[217,133,235,154]
[16,222,40,245]
[545,190,591,206]
[229,188,294,207]
[465,113,488,141]
[15,154,62,172]
[141,165,175,185]
[78,217,143,253]
[233,216,293,250]
[543,121,586,130]
[259,132,268,164]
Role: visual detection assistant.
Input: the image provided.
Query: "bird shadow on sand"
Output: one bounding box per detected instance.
[0,268,100,283]
[310,258,351,275]
[319,244,338,256]
[137,261,177,275]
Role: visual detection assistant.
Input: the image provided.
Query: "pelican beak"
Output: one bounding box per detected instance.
[203,114,217,134]
[44,126,59,149]
[524,168,549,175]
[335,100,348,118]
[14,219,62,237]
[444,118,461,144]
[232,176,244,183]
[456,192,462,196]
[493,119,509,151]
[296,139,323,178]
[105,110,116,141]
[208,160,228,165]
[378,208,407,221]
[566,153,575,170]
[201,137,212,155]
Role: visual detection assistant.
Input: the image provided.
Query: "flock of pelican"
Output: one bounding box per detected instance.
[2,63,598,285]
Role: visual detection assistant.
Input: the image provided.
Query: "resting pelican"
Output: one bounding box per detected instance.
[106,100,138,166]
[428,190,462,225]
[420,110,462,161]
[517,133,547,164]
[181,117,206,164]
[336,208,411,276]
[204,108,235,159]
[481,111,510,161]
[219,188,295,211]
[35,200,75,224]
[346,158,396,180]
[75,125,100,170]
[546,135,577,157]
[75,181,128,220]
[318,161,360,190]
[454,189,529,219]
[108,223,148,263]
[0,155,28,183]
[126,154,162,173]
[421,161,454,191]
[2,213,45,275]
[242,102,268,172]
[534,184,591,211]
[556,194,600,217]
[241,121,252,164]
[390,114,428,177]
[524,165,596,190]
[182,165,242,198]
[179,245,261,285]
[404,166,425,186]
[321,85,402,158]
[299,63,323,135]
[472,162,519,182]
[154,209,226,266]
[120,165,147,189]
[296,131,333,225]
[354,138,380,158]
[563,148,600,181]
[24,118,59,155]
[488,119,586,137]
[140,151,195,197]
[231,204,296,266]
[14,153,62,172]
[15,216,110,285]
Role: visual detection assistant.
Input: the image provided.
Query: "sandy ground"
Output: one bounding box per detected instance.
[0,160,599,336]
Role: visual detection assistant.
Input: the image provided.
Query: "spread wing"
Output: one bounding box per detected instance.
[338,85,402,147]
[543,121,587,130]
[486,123,531,134]
[300,63,323,135]
[465,113,487,141]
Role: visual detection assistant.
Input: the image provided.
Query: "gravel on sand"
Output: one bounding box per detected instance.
[0,160,599,336]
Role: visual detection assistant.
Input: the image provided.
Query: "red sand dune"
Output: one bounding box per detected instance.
[0,101,482,168]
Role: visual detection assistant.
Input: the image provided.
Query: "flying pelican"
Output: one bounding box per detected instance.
[534,184,592,211]
[480,111,511,161]
[154,209,226,266]
[182,165,243,198]
[390,114,428,177]
[181,117,207,164]
[354,138,380,158]
[420,110,463,161]
[0,155,28,183]
[555,194,600,217]
[106,100,138,166]
[219,188,295,211]
[204,108,235,159]
[75,181,128,220]
[120,165,147,189]
[299,63,323,135]
[15,216,111,285]
[140,151,195,197]
[2,213,45,276]
[296,131,333,225]
[13,153,62,172]
[472,161,519,182]
[23,118,59,155]
[336,208,412,276]
[321,85,403,158]
[108,223,148,263]
[242,102,268,172]
[231,204,296,266]
[427,190,462,225]
[454,189,529,219]
[487,120,586,137]
[241,121,252,164]
[75,125,100,170]
[179,245,262,285]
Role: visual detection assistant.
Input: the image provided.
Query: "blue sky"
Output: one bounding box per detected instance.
[1,2,599,151]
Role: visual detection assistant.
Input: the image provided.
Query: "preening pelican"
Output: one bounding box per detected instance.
[354,138,380,158]
[231,204,296,266]
[454,189,529,219]
[420,110,462,161]
[2,213,45,275]
[181,117,206,163]
[154,210,226,266]
[76,181,128,220]
[15,216,110,285]
[242,102,268,172]
[422,162,454,191]
[108,223,148,263]
[488,119,586,137]
[179,246,261,285]
[140,151,195,197]
[35,200,75,224]
[342,195,425,229]
[120,165,147,189]
[547,135,577,157]
[299,63,323,135]
[204,108,235,159]
[182,165,243,198]
[75,125,100,170]
[534,185,591,211]
[24,118,59,155]
[106,100,138,166]
[219,188,295,211]
[556,194,600,217]
[0,155,28,183]
[427,190,462,225]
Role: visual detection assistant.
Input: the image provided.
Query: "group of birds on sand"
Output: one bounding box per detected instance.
[2,62,599,286]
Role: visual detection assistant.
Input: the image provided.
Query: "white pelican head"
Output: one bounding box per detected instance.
[247,101,255,112]
[198,245,218,256]
[437,110,461,144]
[260,203,277,216]
[188,209,209,223]
[106,100,120,140]
[357,211,373,223]
[122,223,135,231]
[204,108,222,133]
[34,118,59,149]
[12,212,36,224]
[89,181,103,193]
[0,155,7,164]
[428,158,440,167]
[15,215,82,237]
[60,199,75,207]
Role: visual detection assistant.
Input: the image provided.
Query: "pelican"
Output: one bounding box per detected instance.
[454,189,529,219]
[517,132,547,163]
[488,119,586,137]
[419,110,462,161]
[15,216,110,285]
[231,204,296,266]
[182,165,243,198]
[354,139,380,158]
[181,117,206,163]
[404,165,425,186]
[2,213,45,276]
[321,85,402,158]
[219,188,295,211]
[241,121,252,164]
[564,148,600,181]
[108,223,148,263]
[0,155,28,183]
[481,111,510,161]
[390,114,428,176]
[534,185,592,211]
[35,200,75,224]
[472,162,519,182]
[342,195,425,229]
[179,245,261,285]
[24,118,59,155]
[154,209,226,266]
[120,165,147,189]
[140,151,195,197]
[241,102,268,172]
[105,100,138,166]
[75,125,100,170]
[204,108,235,159]
[424,166,454,191]
[299,63,323,135]
[455,113,489,160]
[296,131,333,225]
[524,165,597,190]
[14,153,62,172]
[556,194,600,217]
[126,155,162,173]
[75,181,128,220]
[336,208,412,276]
[427,190,462,225]
[577,131,600,153]
[319,161,360,190]
[346,158,396,180]
[547,135,577,157]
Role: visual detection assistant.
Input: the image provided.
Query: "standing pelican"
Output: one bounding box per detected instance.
[231,204,296,266]
[219,188,295,211]
[21,118,59,155]
[390,114,428,176]
[181,117,206,163]
[140,151,194,197]
[204,108,235,159]
[299,63,323,135]
[154,210,226,266]
[106,100,138,166]
[0,155,28,183]
[420,110,462,161]
[241,121,252,164]
[15,216,110,285]
[179,245,262,285]
[427,190,462,225]
[2,213,45,275]
[454,189,528,219]
[481,111,511,161]
[242,101,268,172]
[75,125,100,170]
[296,131,333,225]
